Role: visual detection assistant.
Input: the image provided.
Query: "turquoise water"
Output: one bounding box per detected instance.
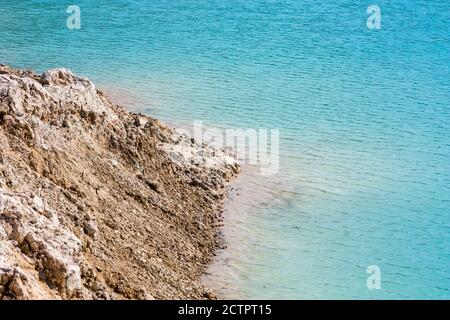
[1,0,449,299]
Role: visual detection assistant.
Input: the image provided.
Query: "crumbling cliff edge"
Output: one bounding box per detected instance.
[0,65,239,299]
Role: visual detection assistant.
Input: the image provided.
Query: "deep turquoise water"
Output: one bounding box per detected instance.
[1,0,449,299]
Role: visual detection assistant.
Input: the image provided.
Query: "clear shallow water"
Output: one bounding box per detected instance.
[1,0,449,299]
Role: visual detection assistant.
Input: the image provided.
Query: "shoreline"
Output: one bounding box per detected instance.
[0,65,240,299]
[103,88,248,299]
[97,106,282,300]
[201,164,278,299]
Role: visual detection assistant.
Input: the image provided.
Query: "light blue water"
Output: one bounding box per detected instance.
[1,0,449,299]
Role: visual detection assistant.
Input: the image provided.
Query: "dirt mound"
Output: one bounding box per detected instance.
[0,65,239,299]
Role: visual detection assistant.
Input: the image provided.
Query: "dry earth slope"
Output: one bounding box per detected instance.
[0,65,239,300]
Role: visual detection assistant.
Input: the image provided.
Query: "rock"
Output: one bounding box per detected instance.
[0,225,6,240]
[148,180,162,193]
[203,290,215,300]
[141,177,164,193]
[83,220,98,238]
[0,188,83,299]
[41,208,56,220]
[0,114,13,125]
[31,196,45,213]
[9,272,26,298]
[137,288,155,300]
[110,159,119,167]
[133,115,148,127]
[105,219,119,230]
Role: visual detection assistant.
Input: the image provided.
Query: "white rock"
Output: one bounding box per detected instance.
[110,159,119,167]
[31,196,45,213]
[0,190,82,298]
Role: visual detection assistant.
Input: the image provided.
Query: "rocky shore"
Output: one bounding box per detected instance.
[0,65,239,299]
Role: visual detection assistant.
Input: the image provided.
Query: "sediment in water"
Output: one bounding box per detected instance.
[0,65,239,299]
